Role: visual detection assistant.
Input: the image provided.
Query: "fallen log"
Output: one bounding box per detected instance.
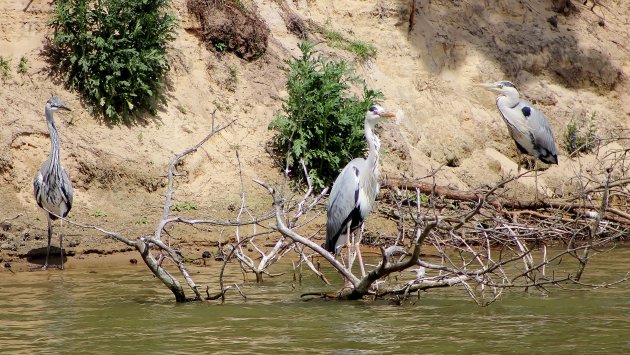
[382,177,630,224]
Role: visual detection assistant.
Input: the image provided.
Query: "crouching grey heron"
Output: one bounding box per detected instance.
[480,81,558,167]
[325,104,395,280]
[33,97,73,270]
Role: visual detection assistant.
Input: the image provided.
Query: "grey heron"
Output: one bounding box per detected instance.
[480,81,558,167]
[33,97,73,270]
[325,104,395,279]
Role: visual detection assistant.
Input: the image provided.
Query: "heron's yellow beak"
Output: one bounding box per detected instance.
[478,83,504,93]
[378,112,396,119]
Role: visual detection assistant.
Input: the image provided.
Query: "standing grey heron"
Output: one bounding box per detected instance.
[33,97,73,270]
[325,104,395,279]
[480,81,558,167]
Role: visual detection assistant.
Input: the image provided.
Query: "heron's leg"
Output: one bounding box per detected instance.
[534,160,539,202]
[346,225,353,271]
[59,218,64,270]
[43,215,52,270]
[343,225,354,289]
[356,224,366,278]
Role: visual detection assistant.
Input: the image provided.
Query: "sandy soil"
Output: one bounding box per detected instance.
[0,0,628,270]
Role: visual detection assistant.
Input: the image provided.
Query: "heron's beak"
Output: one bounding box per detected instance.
[478,82,501,92]
[59,105,72,111]
[478,82,497,89]
[378,112,396,119]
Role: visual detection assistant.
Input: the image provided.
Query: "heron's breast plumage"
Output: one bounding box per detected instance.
[34,160,73,219]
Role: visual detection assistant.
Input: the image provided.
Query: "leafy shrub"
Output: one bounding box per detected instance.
[50,0,176,124]
[563,112,598,156]
[269,41,382,190]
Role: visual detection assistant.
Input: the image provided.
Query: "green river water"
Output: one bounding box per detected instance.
[1,246,629,354]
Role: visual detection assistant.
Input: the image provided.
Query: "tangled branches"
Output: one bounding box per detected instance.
[57,121,628,304]
[256,158,628,303]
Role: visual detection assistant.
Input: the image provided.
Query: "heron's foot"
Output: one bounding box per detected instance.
[41,264,49,271]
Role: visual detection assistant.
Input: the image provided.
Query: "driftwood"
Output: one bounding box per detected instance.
[383,177,630,224]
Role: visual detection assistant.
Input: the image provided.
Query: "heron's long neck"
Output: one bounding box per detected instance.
[497,92,520,109]
[46,108,61,172]
[364,121,381,182]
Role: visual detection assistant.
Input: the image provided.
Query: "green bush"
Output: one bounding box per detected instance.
[50,0,176,124]
[563,112,598,156]
[269,41,382,190]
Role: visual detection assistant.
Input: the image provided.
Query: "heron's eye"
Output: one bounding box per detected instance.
[369,105,377,112]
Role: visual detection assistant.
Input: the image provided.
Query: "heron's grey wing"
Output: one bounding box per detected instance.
[521,101,558,164]
[325,159,363,254]
[33,170,44,209]
[60,168,73,216]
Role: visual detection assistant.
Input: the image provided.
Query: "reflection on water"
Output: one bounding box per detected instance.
[1,248,630,353]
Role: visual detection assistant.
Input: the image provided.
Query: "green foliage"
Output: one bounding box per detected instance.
[214,42,227,52]
[224,65,238,92]
[91,209,107,218]
[17,57,28,75]
[563,112,598,156]
[323,29,377,61]
[324,29,345,45]
[173,201,198,212]
[0,57,11,80]
[269,41,382,190]
[348,41,377,61]
[50,0,177,124]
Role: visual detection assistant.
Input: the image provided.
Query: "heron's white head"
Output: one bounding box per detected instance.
[479,81,519,98]
[365,104,395,126]
[46,97,72,112]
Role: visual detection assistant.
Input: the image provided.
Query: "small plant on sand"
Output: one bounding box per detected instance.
[269,41,382,190]
[173,201,198,212]
[91,209,107,218]
[0,57,11,80]
[324,29,377,61]
[17,56,28,75]
[224,65,238,92]
[563,112,598,156]
[348,40,377,61]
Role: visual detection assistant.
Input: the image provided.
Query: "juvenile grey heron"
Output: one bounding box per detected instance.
[325,104,395,278]
[33,97,73,270]
[480,81,558,167]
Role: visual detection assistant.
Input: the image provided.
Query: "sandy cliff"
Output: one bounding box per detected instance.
[0,0,628,268]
